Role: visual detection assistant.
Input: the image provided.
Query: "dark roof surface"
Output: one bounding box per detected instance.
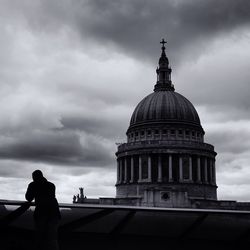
[1,201,250,249]
[129,91,201,127]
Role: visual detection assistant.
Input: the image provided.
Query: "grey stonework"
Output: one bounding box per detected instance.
[114,41,218,208]
[75,41,250,211]
[116,183,217,200]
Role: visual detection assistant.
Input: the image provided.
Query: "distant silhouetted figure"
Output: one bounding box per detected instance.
[25,170,61,250]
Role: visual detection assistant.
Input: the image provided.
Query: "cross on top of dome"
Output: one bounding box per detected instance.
[160,38,167,57]
[160,38,167,48]
[154,39,174,92]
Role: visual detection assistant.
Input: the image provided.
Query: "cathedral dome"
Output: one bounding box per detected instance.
[128,39,202,131]
[129,91,201,128]
[116,40,217,205]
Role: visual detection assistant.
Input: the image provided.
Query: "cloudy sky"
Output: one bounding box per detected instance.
[0,0,250,203]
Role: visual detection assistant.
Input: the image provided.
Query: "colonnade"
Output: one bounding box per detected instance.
[117,154,216,185]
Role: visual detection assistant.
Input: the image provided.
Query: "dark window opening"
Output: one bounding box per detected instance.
[172,155,179,182]
[142,156,148,179]
[183,156,189,179]
[133,155,139,182]
[162,154,169,182]
[162,192,170,200]
[151,155,158,182]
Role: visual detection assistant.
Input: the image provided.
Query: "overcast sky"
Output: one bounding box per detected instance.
[0,0,250,203]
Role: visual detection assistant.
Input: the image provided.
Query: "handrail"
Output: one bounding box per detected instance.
[1,199,250,240]
[1,200,250,215]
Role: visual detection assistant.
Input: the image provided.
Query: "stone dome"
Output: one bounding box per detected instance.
[129,90,201,128]
[116,40,217,206]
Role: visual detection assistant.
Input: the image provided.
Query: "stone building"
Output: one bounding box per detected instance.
[74,40,250,210]
[115,39,217,207]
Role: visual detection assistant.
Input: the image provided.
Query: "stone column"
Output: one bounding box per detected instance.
[119,159,122,183]
[189,156,193,181]
[204,157,208,183]
[179,155,183,182]
[130,156,134,183]
[158,154,162,182]
[148,155,152,182]
[197,157,201,183]
[139,155,142,182]
[124,157,127,183]
[117,160,120,184]
[209,158,213,184]
[169,154,173,182]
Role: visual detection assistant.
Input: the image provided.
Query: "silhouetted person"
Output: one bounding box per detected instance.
[25,170,61,250]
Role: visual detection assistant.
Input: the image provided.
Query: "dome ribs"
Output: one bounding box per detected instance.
[129,91,202,129]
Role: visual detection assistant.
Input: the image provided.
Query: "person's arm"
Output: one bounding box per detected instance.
[25,183,35,202]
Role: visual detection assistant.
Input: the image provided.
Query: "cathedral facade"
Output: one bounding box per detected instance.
[115,40,217,208]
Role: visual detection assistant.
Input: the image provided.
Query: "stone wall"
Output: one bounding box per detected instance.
[116,183,217,200]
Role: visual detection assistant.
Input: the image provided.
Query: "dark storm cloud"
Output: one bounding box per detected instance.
[60,114,128,139]
[0,130,114,167]
[77,0,250,64]
[0,0,250,202]
[9,0,250,65]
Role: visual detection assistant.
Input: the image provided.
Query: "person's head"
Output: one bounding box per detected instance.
[32,170,44,182]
